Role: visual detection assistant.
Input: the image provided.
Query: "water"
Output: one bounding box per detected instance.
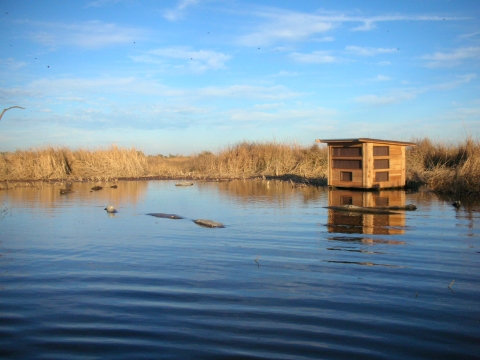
[0,180,479,359]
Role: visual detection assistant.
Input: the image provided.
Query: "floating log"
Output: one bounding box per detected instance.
[110,184,118,188]
[147,213,184,220]
[193,219,225,228]
[175,182,193,186]
[324,205,399,214]
[91,186,103,191]
[372,204,417,211]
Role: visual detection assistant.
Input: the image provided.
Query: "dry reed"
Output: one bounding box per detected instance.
[406,137,480,197]
[1,138,479,196]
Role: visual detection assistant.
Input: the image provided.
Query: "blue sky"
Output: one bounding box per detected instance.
[0,0,479,155]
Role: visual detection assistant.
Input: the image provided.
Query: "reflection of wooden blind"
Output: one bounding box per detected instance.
[374,159,389,169]
[373,146,389,156]
[376,197,389,206]
[340,172,353,181]
[375,171,389,182]
[333,160,362,169]
[332,147,361,157]
[341,196,353,205]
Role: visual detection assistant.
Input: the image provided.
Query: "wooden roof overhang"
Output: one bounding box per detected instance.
[315,138,416,146]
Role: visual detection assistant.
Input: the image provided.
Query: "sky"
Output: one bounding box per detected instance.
[0,0,479,155]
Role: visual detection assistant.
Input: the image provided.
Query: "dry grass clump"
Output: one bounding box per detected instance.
[0,145,149,181]
[406,137,480,196]
[71,146,148,178]
[0,147,72,180]
[189,141,328,179]
[147,155,193,177]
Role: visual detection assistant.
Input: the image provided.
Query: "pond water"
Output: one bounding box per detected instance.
[0,180,479,359]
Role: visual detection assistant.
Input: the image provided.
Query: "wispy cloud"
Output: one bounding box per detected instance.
[355,74,476,106]
[24,20,146,49]
[422,47,480,67]
[271,70,300,77]
[163,0,200,21]
[372,75,392,81]
[459,31,480,39]
[346,45,398,56]
[133,47,231,72]
[290,51,336,64]
[237,8,467,46]
[223,107,337,124]
[238,11,333,46]
[354,91,418,106]
[0,58,27,69]
[86,0,128,7]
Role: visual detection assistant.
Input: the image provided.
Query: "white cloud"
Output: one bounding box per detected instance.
[0,58,27,69]
[237,9,467,46]
[237,11,334,46]
[271,70,300,77]
[372,75,392,81]
[459,31,480,39]
[355,74,476,106]
[25,20,146,49]
[194,84,301,100]
[133,47,231,72]
[290,51,336,64]
[86,0,127,7]
[163,0,200,21]
[224,107,336,123]
[422,47,480,68]
[354,92,417,106]
[346,45,398,56]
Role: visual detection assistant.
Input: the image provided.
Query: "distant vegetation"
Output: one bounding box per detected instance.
[0,138,478,196]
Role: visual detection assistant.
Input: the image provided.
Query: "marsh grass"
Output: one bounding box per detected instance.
[1,138,479,196]
[406,137,480,196]
[0,145,148,181]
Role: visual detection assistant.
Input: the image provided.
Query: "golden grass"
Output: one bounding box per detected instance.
[0,145,148,181]
[406,137,480,196]
[1,138,478,196]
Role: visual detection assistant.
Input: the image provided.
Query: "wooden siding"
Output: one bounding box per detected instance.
[324,140,410,189]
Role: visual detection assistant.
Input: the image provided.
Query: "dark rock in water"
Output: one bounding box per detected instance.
[147,213,184,220]
[60,188,73,195]
[110,184,118,188]
[193,219,225,228]
[91,186,103,191]
[175,182,193,186]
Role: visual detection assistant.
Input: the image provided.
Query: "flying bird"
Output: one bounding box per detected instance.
[0,106,25,121]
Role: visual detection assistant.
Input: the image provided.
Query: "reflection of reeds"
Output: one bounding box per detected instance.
[3,181,148,210]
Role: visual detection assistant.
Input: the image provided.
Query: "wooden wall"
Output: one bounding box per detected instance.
[328,141,407,189]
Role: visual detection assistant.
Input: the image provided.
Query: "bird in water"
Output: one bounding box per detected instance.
[105,205,117,213]
[452,200,461,208]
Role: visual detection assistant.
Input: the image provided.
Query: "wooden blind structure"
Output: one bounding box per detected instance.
[316,138,416,189]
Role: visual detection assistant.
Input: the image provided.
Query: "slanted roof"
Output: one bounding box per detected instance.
[315,138,416,146]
